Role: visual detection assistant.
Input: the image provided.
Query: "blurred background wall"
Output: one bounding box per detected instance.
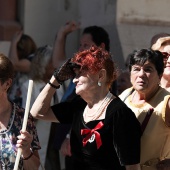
[0,0,170,70]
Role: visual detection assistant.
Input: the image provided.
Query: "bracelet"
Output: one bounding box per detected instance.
[22,148,33,160]
[48,81,60,89]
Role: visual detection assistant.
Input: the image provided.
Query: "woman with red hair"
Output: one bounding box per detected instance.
[31,46,141,170]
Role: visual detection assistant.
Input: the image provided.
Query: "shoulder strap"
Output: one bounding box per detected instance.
[141,108,154,135]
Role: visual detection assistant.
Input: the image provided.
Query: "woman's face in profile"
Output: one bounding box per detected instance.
[73,68,99,96]
[159,44,170,78]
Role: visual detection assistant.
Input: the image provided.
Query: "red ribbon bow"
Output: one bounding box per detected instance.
[81,121,104,149]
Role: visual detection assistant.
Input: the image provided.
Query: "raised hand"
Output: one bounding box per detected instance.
[54,58,80,84]
[16,130,33,158]
[60,20,80,35]
[11,30,23,44]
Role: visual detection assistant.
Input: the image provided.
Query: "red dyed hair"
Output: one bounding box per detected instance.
[71,46,117,88]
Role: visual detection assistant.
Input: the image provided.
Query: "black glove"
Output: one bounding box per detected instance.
[53,58,78,85]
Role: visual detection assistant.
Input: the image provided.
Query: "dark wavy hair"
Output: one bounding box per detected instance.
[17,34,37,60]
[129,48,164,76]
[83,26,110,51]
[0,54,14,84]
[0,54,14,94]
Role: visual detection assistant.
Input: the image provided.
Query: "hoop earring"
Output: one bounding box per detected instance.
[98,82,101,87]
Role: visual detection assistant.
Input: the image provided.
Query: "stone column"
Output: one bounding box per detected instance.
[0,0,21,40]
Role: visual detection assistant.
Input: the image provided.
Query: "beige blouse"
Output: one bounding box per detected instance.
[119,87,170,170]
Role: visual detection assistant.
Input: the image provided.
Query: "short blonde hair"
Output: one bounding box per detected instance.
[151,33,170,50]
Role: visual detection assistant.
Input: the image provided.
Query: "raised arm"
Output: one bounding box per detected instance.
[30,75,59,122]
[8,31,31,72]
[52,21,80,68]
[30,58,76,122]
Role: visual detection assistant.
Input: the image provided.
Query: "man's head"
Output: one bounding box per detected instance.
[79,26,110,52]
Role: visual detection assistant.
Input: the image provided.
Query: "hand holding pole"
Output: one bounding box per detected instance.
[13,80,33,170]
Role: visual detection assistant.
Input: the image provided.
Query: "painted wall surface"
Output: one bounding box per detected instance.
[23,0,79,58]
[117,0,170,25]
[117,0,170,61]
[22,0,124,68]
[79,0,115,27]
[0,41,10,56]
[78,0,124,69]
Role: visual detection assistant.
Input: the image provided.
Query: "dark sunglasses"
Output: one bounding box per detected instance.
[162,52,170,61]
[162,52,170,59]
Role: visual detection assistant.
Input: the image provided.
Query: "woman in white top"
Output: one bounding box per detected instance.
[21,45,64,166]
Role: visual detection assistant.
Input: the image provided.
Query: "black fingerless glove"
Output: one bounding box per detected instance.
[53,58,78,85]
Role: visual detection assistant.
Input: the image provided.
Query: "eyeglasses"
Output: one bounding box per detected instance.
[162,52,170,61]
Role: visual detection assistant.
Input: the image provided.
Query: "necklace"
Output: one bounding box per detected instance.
[0,103,16,169]
[83,91,113,123]
[0,103,15,134]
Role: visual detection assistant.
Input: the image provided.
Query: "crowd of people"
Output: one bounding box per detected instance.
[0,20,170,170]
[31,46,141,170]
[52,21,118,170]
